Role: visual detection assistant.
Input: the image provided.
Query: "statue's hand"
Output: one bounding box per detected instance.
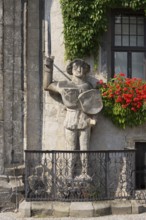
[44,56,54,89]
[45,56,54,72]
[89,118,97,126]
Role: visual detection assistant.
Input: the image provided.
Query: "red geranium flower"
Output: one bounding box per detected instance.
[97,73,146,128]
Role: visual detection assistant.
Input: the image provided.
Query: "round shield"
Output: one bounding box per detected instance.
[78,89,103,114]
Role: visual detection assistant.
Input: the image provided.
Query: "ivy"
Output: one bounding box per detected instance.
[60,0,146,60]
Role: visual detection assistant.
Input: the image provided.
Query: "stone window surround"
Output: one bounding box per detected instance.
[125,136,146,149]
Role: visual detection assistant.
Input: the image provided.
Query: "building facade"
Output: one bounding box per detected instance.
[0,0,146,190]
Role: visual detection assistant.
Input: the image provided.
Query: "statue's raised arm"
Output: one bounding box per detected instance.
[44,56,59,93]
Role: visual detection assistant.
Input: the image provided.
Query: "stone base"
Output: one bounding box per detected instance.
[0,175,16,211]
[0,173,24,212]
[18,199,146,218]
[111,200,131,215]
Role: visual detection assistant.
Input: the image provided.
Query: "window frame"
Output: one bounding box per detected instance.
[111,9,146,78]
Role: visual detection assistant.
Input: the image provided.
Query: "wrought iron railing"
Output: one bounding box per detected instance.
[25,150,135,201]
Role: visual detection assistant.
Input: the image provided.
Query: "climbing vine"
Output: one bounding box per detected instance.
[60,0,146,60]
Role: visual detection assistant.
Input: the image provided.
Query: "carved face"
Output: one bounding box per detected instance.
[72,62,86,78]
[66,59,90,75]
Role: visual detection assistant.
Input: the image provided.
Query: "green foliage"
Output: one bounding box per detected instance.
[60,0,146,60]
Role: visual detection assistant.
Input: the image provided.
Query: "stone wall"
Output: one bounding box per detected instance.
[90,113,146,151]
[0,0,24,171]
[0,0,146,174]
[42,0,67,150]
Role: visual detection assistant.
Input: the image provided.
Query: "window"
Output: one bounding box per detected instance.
[111,10,146,79]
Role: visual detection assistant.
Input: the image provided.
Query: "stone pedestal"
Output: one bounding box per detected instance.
[0,175,13,210]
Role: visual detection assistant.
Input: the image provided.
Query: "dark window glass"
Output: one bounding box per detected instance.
[114,14,144,47]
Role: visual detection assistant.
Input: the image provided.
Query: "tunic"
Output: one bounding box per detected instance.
[57,81,92,130]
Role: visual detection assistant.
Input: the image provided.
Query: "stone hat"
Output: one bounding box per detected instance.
[66,59,90,75]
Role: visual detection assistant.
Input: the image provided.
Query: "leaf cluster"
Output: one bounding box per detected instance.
[60,0,146,60]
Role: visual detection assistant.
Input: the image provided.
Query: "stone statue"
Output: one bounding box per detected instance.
[44,57,103,179]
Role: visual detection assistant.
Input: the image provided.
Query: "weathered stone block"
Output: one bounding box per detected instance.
[0,175,11,202]
[0,106,3,121]
[31,202,52,217]
[4,0,14,11]
[4,26,14,40]
[3,55,14,71]
[15,0,22,13]
[93,201,111,216]
[5,165,24,176]
[13,138,23,155]
[27,58,39,72]
[0,58,3,71]
[13,121,22,135]
[15,15,22,27]
[27,130,41,151]
[70,202,94,217]
[28,0,39,12]
[0,0,3,22]
[131,200,144,214]
[4,0,14,26]
[28,11,39,28]
[15,0,23,26]
[14,57,22,72]
[3,74,13,89]
[14,26,22,41]
[14,43,22,57]
[27,37,40,57]
[53,202,70,217]
[0,121,3,134]
[0,26,3,38]
[27,71,40,89]
[0,74,3,90]
[13,74,22,90]
[3,89,13,103]
[14,28,22,54]
[13,100,23,121]
[0,155,4,174]
[19,201,31,217]
[27,28,40,42]
[8,175,24,192]
[111,200,132,215]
